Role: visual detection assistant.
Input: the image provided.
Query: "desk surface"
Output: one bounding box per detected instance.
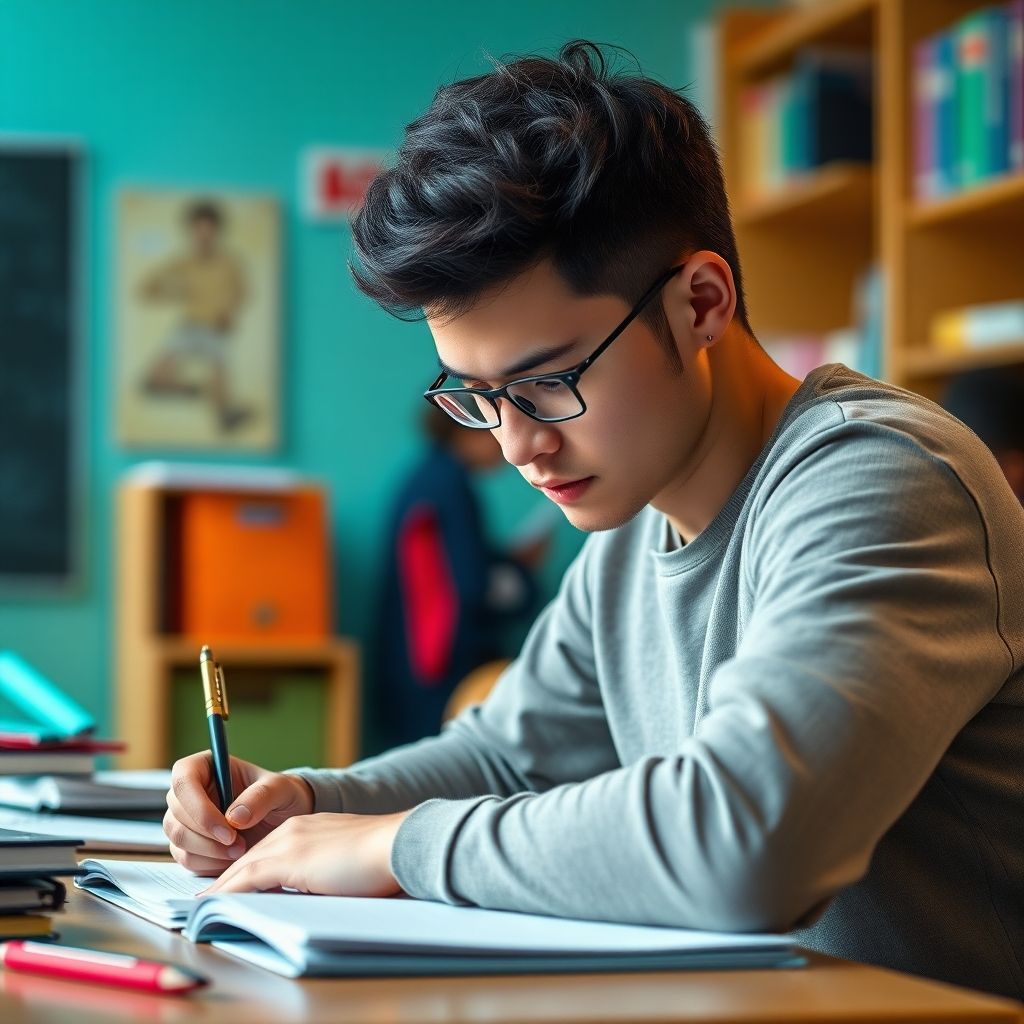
[0,866,1021,1024]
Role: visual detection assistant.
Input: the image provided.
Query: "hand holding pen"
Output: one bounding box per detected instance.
[162,648,314,875]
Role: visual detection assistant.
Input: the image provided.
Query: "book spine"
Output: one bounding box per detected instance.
[934,30,959,194]
[957,8,1010,185]
[987,6,1011,176]
[1009,0,1024,170]
[958,12,987,185]
[913,35,935,198]
[932,300,1024,349]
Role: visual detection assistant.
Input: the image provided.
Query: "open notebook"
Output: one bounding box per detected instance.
[76,859,805,978]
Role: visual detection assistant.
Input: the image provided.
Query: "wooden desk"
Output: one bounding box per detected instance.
[0,870,1021,1024]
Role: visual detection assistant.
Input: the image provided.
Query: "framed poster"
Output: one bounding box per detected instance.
[116,189,280,449]
[0,139,82,588]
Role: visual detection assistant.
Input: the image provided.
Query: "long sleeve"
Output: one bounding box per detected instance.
[387,421,1014,932]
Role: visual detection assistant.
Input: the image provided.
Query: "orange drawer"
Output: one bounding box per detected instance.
[179,488,331,641]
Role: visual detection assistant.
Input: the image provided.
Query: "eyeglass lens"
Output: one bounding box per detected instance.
[434,378,582,427]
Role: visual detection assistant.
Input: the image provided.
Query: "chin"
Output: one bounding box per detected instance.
[561,500,647,534]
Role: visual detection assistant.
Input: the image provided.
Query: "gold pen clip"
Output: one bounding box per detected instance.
[200,647,230,720]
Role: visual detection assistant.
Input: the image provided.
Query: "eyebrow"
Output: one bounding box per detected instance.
[439,339,581,383]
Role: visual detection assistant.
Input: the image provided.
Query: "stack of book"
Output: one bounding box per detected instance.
[0,651,169,851]
[0,826,82,940]
[913,1,1024,200]
[739,47,873,201]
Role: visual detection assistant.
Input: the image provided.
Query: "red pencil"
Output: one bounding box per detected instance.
[0,940,207,993]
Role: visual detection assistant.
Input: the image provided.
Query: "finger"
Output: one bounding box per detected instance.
[166,787,241,851]
[201,847,285,895]
[169,842,236,877]
[170,754,236,845]
[224,776,288,831]
[163,806,245,861]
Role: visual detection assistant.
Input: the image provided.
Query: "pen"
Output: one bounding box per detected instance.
[199,645,233,813]
[0,941,208,993]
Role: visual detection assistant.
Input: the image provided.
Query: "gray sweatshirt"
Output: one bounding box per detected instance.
[294,365,1024,998]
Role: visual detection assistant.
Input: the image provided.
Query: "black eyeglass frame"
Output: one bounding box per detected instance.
[423,263,686,429]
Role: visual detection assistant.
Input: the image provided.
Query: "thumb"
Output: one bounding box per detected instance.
[225,777,287,829]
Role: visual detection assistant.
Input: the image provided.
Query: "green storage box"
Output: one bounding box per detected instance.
[171,668,327,772]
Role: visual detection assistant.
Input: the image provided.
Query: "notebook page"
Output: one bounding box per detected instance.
[77,859,208,913]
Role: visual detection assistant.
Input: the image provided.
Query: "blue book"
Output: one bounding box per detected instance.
[0,651,95,738]
[933,30,960,195]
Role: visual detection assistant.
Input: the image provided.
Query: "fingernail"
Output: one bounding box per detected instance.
[227,804,251,826]
[213,826,233,844]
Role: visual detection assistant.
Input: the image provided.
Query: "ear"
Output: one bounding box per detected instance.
[662,250,738,355]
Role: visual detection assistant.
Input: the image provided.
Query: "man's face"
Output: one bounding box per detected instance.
[189,215,220,254]
[426,260,712,533]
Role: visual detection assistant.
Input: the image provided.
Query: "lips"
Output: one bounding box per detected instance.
[535,476,594,504]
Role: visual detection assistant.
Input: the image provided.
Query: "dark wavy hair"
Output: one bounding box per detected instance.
[350,40,752,344]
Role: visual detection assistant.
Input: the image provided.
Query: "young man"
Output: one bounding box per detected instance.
[165,42,1024,998]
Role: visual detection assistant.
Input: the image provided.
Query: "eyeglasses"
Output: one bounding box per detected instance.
[423,263,685,429]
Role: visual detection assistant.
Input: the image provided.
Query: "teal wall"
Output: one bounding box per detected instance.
[0,0,731,739]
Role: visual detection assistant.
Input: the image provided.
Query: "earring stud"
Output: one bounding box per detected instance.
[706,334,713,342]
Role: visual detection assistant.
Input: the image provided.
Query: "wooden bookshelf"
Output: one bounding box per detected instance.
[719,0,1024,396]
[115,482,360,769]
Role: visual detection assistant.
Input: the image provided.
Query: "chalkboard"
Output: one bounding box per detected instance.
[0,143,80,585]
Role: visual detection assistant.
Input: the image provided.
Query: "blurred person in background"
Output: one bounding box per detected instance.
[372,407,548,749]
[943,366,1024,503]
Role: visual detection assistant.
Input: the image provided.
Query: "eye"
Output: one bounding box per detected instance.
[533,378,564,392]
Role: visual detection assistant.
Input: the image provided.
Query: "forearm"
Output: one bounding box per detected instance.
[287,714,533,814]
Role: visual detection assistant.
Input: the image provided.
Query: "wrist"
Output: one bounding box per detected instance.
[288,773,316,815]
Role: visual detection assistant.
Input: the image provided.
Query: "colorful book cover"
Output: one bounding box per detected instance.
[957,7,1010,186]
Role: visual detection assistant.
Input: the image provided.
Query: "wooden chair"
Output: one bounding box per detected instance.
[442,659,511,722]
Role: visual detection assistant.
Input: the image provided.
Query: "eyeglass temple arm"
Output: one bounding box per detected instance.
[575,264,686,375]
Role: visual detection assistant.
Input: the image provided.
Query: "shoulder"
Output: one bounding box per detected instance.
[759,364,1000,500]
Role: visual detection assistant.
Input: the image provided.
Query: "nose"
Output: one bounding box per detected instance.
[494,399,561,467]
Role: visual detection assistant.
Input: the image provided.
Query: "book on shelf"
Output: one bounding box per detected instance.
[75,860,805,979]
[913,1,1024,199]
[931,299,1024,352]
[739,47,873,202]
[958,5,1012,186]
[914,29,958,199]
[1012,0,1024,170]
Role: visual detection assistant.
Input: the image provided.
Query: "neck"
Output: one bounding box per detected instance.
[654,326,801,543]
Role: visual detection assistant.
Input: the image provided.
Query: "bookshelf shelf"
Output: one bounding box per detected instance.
[730,0,876,78]
[720,0,1024,395]
[735,162,875,230]
[907,173,1024,230]
[902,341,1024,378]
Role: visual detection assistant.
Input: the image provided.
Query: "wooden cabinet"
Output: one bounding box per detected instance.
[115,481,359,769]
